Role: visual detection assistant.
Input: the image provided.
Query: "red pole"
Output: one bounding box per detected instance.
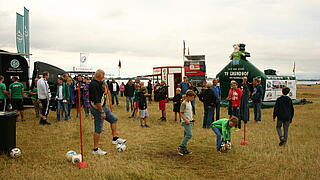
[240,123,248,145]
[77,82,88,169]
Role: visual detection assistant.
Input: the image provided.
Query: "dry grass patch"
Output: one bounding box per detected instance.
[0,85,320,179]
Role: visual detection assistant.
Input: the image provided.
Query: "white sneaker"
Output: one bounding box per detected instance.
[112,137,127,145]
[92,148,107,155]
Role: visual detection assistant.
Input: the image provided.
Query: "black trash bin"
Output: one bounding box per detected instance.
[0,112,18,154]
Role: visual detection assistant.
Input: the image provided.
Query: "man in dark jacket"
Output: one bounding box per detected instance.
[273,87,294,146]
[124,79,134,112]
[252,77,263,122]
[109,78,120,105]
[147,79,153,104]
[198,82,216,128]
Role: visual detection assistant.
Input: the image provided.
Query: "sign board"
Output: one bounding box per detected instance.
[161,68,167,82]
[264,80,296,101]
[153,68,161,75]
[190,62,200,70]
[169,68,181,74]
[224,67,249,80]
[73,66,92,71]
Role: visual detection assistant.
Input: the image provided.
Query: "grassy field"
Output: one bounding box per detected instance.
[0,85,320,180]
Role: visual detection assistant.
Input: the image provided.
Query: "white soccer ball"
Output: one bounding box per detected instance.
[10,148,21,158]
[65,150,77,162]
[71,154,82,164]
[116,144,126,152]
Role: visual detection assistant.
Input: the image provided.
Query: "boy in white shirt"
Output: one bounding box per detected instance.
[178,90,196,156]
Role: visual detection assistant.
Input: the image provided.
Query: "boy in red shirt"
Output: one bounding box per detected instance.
[227,81,242,130]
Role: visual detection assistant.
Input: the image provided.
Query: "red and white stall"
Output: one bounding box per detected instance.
[153,66,183,98]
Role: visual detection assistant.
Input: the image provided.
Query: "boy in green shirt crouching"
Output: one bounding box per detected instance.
[211,116,238,152]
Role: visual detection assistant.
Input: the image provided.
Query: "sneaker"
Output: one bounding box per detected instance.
[178,147,185,156]
[161,117,167,121]
[140,125,146,128]
[144,124,150,128]
[44,121,51,125]
[184,149,192,155]
[92,148,107,155]
[112,137,127,145]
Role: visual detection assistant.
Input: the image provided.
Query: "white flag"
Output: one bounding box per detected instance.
[80,53,89,67]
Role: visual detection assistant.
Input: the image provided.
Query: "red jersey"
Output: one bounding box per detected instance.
[228,88,243,107]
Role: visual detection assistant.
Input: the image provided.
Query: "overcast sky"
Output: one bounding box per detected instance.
[1,0,319,78]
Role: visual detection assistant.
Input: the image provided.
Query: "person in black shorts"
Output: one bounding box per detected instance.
[173,88,182,122]
[9,76,25,121]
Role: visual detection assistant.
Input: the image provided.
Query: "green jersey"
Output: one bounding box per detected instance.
[9,82,24,99]
[133,89,141,103]
[29,87,38,99]
[0,82,7,99]
[231,51,243,60]
[211,118,232,141]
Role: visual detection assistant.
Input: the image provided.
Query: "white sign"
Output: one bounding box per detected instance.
[153,68,161,75]
[264,80,296,101]
[73,66,92,71]
[80,53,89,67]
[169,68,181,74]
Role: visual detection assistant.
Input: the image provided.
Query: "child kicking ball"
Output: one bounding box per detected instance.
[211,116,238,152]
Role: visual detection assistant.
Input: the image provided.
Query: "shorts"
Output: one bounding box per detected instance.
[91,106,118,134]
[11,99,24,110]
[159,99,167,111]
[0,99,8,111]
[173,104,181,112]
[140,109,149,118]
[134,102,140,109]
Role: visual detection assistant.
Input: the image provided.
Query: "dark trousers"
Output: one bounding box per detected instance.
[111,92,119,105]
[40,99,50,116]
[232,107,241,128]
[214,102,220,121]
[203,105,214,128]
[253,101,262,121]
[276,120,290,142]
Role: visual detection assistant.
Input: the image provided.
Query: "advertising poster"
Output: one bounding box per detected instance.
[264,80,296,101]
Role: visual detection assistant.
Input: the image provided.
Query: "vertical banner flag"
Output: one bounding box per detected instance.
[118,60,121,68]
[24,7,30,58]
[16,13,25,54]
[80,53,89,67]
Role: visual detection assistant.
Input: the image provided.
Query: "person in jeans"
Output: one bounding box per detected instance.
[55,77,69,121]
[90,69,126,155]
[124,79,134,113]
[29,77,41,118]
[273,87,294,146]
[178,90,196,156]
[37,71,51,125]
[0,75,9,111]
[199,82,216,128]
[211,78,221,121]
[252,77,263,122]
[109,78,119,105]
[9,76,25,121]
[211,116,238,151]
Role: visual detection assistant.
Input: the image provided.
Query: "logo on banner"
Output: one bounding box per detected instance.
[17,30,23,42]
[80,56,87,63]
[10,59,20,68]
